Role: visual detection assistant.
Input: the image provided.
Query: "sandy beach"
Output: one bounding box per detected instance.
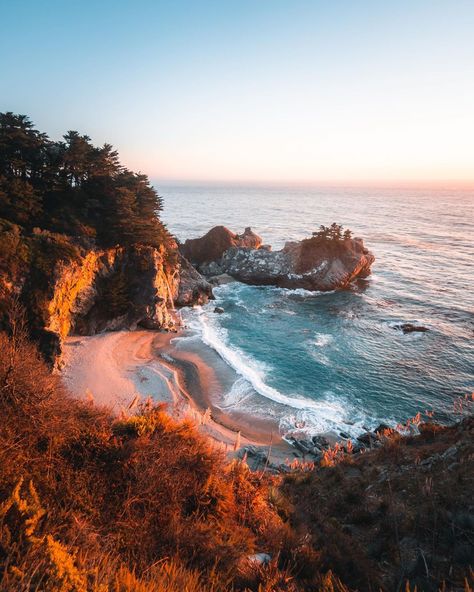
[61,329,293,462]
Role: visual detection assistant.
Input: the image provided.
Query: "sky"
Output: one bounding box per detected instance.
[1,0,474,185]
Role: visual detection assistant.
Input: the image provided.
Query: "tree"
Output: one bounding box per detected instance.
[0,112,172,249]
[61,131,94,187]
[330,222,343,241]
[312,225,330,241]
[0,113,48,227]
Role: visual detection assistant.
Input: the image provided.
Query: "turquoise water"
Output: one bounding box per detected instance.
[160,184,473,437]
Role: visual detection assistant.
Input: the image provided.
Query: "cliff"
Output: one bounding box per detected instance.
[38,244,179,360]
[0,234,212,363]
[186,226,375,291]
[176,253,214,306]
[0,113,215,364]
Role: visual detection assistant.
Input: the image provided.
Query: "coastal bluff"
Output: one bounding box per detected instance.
[182,225,375,291]
[43,244,209,354]
[1,238,212,363]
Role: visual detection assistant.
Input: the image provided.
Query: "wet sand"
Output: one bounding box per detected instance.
[61,329,293,462]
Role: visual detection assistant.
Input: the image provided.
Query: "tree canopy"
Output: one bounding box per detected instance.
[312,223,352,242]
[0,112,170,249]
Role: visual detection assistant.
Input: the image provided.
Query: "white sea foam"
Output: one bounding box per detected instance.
[305,333,334,366]
[279,404,367,440]
[179,288,388,438]
[284,287,335,298]
[218,377,255,409]
[313,333,333,347]
[188,307,359,426]
[308,352,331,366]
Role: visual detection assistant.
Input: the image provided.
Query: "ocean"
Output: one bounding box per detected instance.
[159,183,474,439]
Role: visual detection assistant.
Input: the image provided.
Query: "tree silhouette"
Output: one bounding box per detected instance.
[0,112,171,250]
[311,223,350,243]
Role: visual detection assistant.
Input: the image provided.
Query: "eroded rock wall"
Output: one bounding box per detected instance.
[35,244,214,363]
[35,245,179,362]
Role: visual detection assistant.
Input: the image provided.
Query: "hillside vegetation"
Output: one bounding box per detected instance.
[0,315,472,591]
[0,317,295,592]
[0,113,177,353]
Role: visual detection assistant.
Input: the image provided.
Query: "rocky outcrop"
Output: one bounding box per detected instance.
[175,254,213,307]
[38,245,179,360]
[392,323,429,334]
[181,226,262,266]
[208,273,236,286]
[192,226,375,291]
[34,244,214,363]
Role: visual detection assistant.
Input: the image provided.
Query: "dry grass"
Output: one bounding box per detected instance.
[282,416,474,591]
[1,324,472,591]
[0,328,291,591]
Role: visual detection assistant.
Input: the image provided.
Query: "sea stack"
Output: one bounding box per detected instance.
[182,225,375,291]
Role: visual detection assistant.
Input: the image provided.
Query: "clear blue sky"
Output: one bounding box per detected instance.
[1,0,473,184]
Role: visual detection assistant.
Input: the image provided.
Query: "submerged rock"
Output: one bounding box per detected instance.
[312,435,330,449]
[393,323,429,334]
[208,273,237,286]
[188,226,375,292]
[357,431,378,447]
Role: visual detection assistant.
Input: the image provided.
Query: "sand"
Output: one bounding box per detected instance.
[61,329,293,462]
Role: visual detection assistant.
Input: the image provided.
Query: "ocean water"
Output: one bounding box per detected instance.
[160,183,474,438]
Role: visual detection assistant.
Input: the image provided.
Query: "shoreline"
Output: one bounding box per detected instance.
[61,329,293,463]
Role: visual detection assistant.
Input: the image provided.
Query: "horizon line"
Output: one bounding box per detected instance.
[151,177,474,190]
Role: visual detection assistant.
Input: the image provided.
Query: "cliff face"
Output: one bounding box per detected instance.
[0,112,216,364]
[34,245,178,361]
[191,227,375,291]
[175,254,214,307]
[18,245,212,363]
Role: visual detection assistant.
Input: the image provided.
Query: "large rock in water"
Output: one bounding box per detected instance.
[190,227,375,291]
[181,226,262,266]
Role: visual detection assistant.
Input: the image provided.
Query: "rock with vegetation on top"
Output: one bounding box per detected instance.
[190,224,375,291]
[0,113,219,364]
